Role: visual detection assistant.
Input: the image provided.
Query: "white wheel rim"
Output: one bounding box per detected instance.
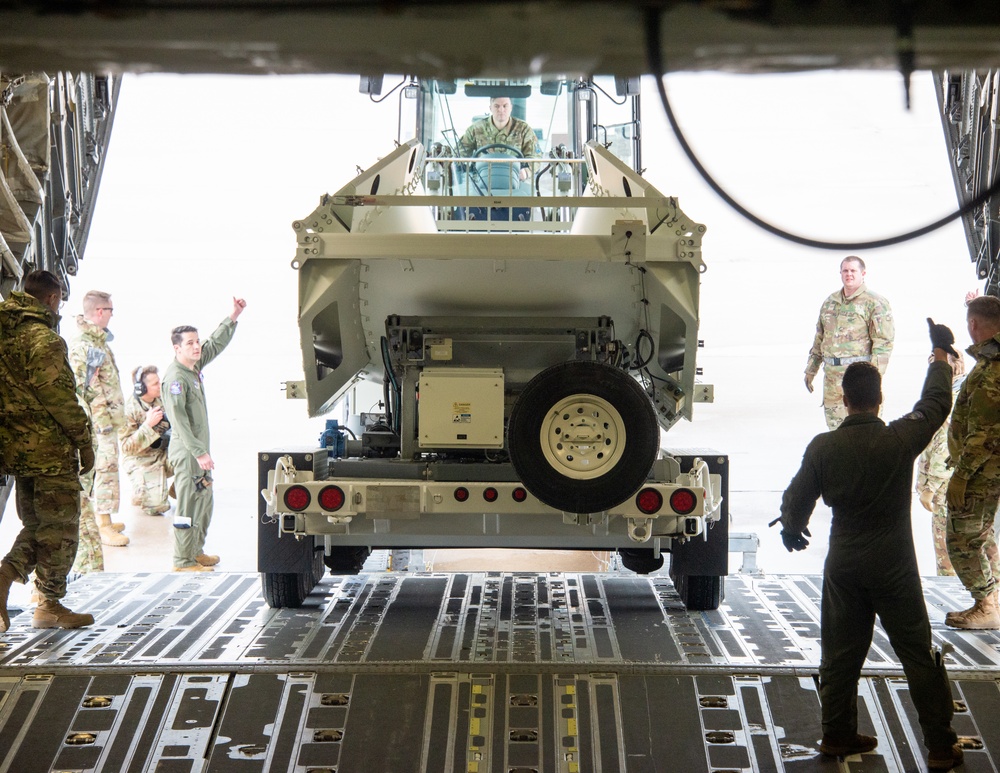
[539,393,626,480]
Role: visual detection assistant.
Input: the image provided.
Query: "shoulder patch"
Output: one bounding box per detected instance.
[169,381,183,395]
[904,410,925,421]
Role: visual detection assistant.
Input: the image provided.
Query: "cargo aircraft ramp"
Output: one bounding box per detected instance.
[0,571,997,772]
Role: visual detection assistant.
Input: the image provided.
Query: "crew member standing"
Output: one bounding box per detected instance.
[805,256,894,429]
[161,297,246,572]
[68,290,129,547]
[944,294,1000,630]
[0,270,95,631]
[779,319,963,772]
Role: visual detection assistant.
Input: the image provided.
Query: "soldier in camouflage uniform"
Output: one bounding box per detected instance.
[0,270,96,632]
[916,353,966,576]
[458,96,539,222]
[805,256,894,430]
[162,298,246,571]
[944,294,1000,630]
[120,365,172,516]
[68,290,129,547]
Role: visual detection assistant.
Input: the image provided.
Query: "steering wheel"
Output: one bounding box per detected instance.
[473,143,524,158]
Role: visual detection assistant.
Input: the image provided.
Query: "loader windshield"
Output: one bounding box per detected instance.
[415,76,640,230]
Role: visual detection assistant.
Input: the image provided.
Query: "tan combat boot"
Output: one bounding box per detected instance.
[946,591,1000,630]
[0,562,19,633]
[96,513,129,546]
[32,599,94,629]
[195,554,220,567]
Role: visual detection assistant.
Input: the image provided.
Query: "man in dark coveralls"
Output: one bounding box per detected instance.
[779,321,963,771]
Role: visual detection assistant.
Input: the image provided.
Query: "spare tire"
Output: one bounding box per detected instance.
[508,361,659,513]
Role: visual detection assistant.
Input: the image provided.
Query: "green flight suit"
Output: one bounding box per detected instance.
[161,318,236,569]
[780,360,957,752]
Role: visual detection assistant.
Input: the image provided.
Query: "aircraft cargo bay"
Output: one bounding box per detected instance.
[0,569,997,772]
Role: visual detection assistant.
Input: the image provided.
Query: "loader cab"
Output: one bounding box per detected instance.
[412,76,642,228]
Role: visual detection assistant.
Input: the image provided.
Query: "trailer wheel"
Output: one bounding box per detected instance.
[261,572,310,608]
[324,546,371,574]
[618,548,664,574]
[672,573,724,611]
[509,361,658,513]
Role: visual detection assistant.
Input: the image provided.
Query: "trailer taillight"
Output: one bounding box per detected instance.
[669,488,697,515]
[483,487,499,503]
[512,487,527,502]
[635,488,663,514]
[284,485,311,512]
[454,487,469,502]
[319,485,346,512]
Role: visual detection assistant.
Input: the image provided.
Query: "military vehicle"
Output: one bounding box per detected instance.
[257,75,730,611]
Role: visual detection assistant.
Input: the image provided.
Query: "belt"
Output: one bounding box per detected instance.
[824,355,871,366]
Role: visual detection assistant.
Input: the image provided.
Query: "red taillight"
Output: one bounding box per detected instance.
[454,487,469,502]
[669,488,697,515]
[284,485,311,512]
[318,485,345,512]
[483,487,499,503]
[635,488,663,514]
[512,487,527,502]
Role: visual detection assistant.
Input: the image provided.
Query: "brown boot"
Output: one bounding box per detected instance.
[195,554,220,567]
[96,513,129,546]
[32,599,94,629]
[928,743,964,771]
[945,599,978,625]
[0,562,18,633]
[109,520,126,533]
[947,591,1000,630]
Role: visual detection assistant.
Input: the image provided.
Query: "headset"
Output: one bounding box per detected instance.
[133,367,147,398]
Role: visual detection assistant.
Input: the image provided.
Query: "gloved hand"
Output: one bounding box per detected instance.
[918,487,934,513]
[927,318,960,358]
[804,373,815,394]
[946,475,967,510]
[78,444,95,475]
[781,527,811,552]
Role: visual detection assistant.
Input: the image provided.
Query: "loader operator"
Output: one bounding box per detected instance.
[161,297,246,572]
[778,319,963,772]
[457,96,538,181]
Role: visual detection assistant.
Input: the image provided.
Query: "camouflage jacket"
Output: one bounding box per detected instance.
[806,284,894,376]
[457,116,539,162]
[916,374,965,492]
[120,395,169,463]
[0,291,92,476]
[947,332,1000,483]
[68,315,124,435]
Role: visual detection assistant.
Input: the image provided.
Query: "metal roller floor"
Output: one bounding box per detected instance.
[0,572,997,772]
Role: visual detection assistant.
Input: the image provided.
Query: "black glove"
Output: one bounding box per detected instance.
[79,445,95,475]
[781,527,811,552]
[927,318,960,358]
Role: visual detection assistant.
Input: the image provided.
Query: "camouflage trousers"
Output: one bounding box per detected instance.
[946,484,1000,599]
[3,473,82,601]
[822,364,881,430]
[123,456,171,515]
[822,364,850,430]
[93,430,120,515]
[929,490,957,576]
[72,466,104,574]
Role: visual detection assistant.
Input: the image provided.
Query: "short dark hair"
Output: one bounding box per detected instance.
[23,269,62,300]
[967,295,1000,328]
[841,255,866,271]
[842,361,881,411]
[170,325,198,346]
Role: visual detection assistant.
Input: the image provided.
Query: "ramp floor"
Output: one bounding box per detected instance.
[0,572,997,772]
